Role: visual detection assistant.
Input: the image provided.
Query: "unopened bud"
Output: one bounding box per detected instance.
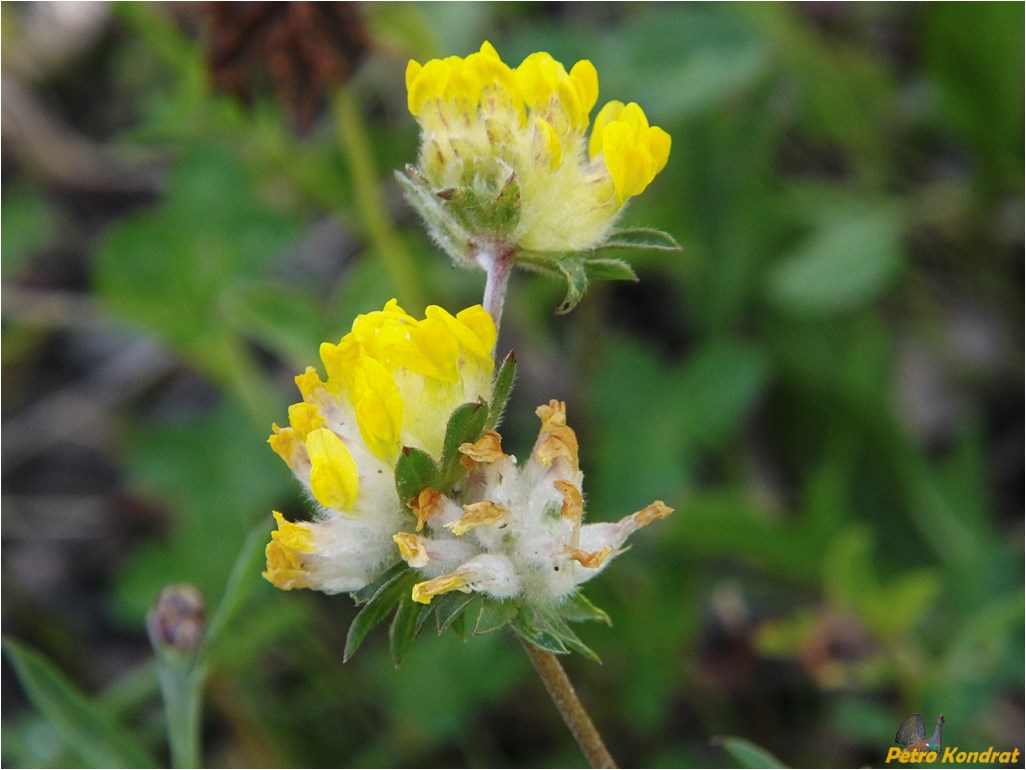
[147,584,206,655]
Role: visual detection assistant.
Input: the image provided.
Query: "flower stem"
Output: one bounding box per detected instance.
[155,658,205,769]
[478,241,516,338]
[520,638,617,768]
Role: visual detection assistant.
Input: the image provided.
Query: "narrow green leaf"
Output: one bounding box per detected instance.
[3,639,156,768]
[514,610,569,655]
[434,592,478,634]
[554,255,589,315]
[204,523,269,658]
[474,599,520,635]
[389,595,428,667]
[394,446,439,508]
[449,608,469,640]
[485,351,517,431]
[559,591,612,626]
[536,607,601,663]
[583,257,640,283]
[515,249,562,275]
[344,569,417,662]
[595,227,682,252]
[353,562,409,605]
[439,401,489,487]
[713,736,789,768]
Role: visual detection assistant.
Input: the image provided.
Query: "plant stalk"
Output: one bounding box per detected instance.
[520,638,617,769]
[156,659,205,769]
[478,241,516,339]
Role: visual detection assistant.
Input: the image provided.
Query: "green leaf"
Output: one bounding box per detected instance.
[394,447,440,507]
[344,569,417,662]
[766,204,903,314]
[434,593,479,634]
[713,736,789,768]
[595,226,682,252]
[204,523,270,659]
[3,639,156,768]
[439,401,489,487]
[582,257,640,283]
[389,595,428,667]
[513,610,569,655]
[220,281,325,369]
[448,609,469,640]
[554,254,589,315]
[516,250,592,314]
[95,145,299,361]
[485,352,517,431]
[353,562,410,605]
[474,599,520,635]
[202,526,267,664]
[536,607,601,663]
[674,340,768,451]
[558,591,612,626]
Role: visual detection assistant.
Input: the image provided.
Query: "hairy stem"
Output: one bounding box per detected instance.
[477,241,516,340]
[520,638,617,768]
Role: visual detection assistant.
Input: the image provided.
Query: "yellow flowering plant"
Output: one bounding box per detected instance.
[263,40,678,768]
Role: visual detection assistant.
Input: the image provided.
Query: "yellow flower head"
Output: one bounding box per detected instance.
[264,300,496,594]
[263,302,674,627]
[405,41,671,253]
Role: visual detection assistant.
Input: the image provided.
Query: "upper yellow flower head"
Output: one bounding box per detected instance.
[404,41,671,254]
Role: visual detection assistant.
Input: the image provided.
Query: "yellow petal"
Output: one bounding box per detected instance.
[536,399,568,430]
[412,573,469,604]
[295,366,325,402]
[350,358,402,461]
[533,424,579,470]
[306,428,360,510]
[288,402,324,438]
[554,480,584,523]
[459,430,505,463]
[268,424,302,469]
[393,532,430,568]
[569,60,599,118]
[405,59,423,94]
[445,500,507,536]
[595,102,670,202]
[515,52,562,107]
[536,117,562,169]
[565,546,612,569]
[425,304,497,366]
[263,519,313,591]
[589,100,625,158]
[407,487,443,532]
[630,500,674,528]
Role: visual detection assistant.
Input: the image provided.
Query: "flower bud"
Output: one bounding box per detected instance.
[147,584,206,655]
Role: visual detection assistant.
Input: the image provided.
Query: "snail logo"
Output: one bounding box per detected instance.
[895,713,945,753]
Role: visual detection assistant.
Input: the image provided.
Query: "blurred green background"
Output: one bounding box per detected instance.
[2,2,1022,767]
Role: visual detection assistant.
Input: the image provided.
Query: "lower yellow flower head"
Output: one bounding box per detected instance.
[263,302,673,632]
[263,300,496,593]
[405,41,671,254]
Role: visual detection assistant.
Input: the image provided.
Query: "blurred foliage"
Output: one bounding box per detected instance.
[2,3,1022,768]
